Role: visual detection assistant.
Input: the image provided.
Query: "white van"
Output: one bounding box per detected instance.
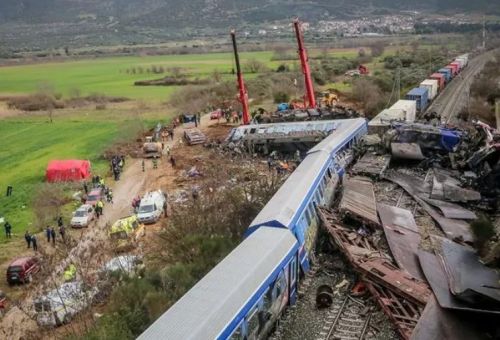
[137,190,167,224]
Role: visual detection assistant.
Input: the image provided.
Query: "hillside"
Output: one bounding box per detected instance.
[0,0,498,52]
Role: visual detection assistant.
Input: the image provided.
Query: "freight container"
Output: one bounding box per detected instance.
[438,68,452,82]
[420,79,438,100]
[450,61,461,73]
[368,108,406,135]
[456,54,469,66]
[447,64,458,76]
[454,57,466,69]
[390,99,417,122]
[405,87,429,112]
[430,73,445,91]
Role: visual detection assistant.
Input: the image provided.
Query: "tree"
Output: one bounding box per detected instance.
[243,59,269,74]
[370,41,386,57]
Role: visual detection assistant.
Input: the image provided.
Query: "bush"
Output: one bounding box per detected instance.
[273,91,290,104]
[471,215,495,253]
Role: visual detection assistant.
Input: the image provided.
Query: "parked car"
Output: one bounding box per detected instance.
[137,190,167,224]
[70,204,95,228]
[85,188,103,206]
[210,109,222,120]
[7,257,40,285]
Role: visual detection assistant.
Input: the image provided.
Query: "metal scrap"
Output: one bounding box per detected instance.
[422,197,477,220]
[358,258,431,306]
[378,204,424,281]
[351,153,391,177]
[410,295,488,340]
[184,128,207,145]
[418,250,500,314]
[391,143,425,160]
[439,237,500,304]
[340,177,380,227]
[366,281,422,340]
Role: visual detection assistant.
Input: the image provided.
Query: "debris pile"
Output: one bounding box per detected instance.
[319,119,500,339]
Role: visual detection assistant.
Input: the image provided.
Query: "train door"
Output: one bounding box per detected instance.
[288,255,298,305]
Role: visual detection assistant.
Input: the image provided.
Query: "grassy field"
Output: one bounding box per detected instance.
[0,107,169,244]
[0,49,360,101]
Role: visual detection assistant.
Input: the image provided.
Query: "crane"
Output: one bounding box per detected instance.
[293,18,316,109]
[230,30,250,125]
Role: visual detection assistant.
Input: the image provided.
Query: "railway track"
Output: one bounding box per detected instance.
[317,296,375,340]
[424,49,497,123]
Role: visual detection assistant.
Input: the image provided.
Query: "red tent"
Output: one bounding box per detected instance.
[46,160,91,183]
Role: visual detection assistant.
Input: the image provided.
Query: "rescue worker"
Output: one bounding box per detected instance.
[59,225,66,241]
[50,227,56,245]
[24,231,31,248]
[4,221,12,239]
[96,200,104,218]
[63,264,77,282]
[31,234,38,251]
[99,177,105,188]
[152,158,158,169]
[142,159,145,172]
[107,189,114,204]
[83,182,88,194]
[45,226,51,243]
[170,155,176,168]
[267,157,273,171]
[57,216,63,228]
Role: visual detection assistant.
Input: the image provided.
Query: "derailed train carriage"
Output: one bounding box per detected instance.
[138,118,368,340]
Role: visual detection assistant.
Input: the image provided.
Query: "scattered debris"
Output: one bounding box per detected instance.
[391,143,425,160]
[351,153,391,177]
[184,128,207,145]
[339,177,380,227]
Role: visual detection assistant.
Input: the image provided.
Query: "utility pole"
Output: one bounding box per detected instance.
[482,16,486,50]
[230,30,250,125]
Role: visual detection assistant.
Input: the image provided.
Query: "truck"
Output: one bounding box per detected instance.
[109,215,145,253]
[142,136,163,158]
[137,190,167,224]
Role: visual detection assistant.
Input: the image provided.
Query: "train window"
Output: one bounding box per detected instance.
[318,185,324,198]
[247,308,259,335]
[327,168,332,179]
[263,288,272,311]
[315,191,321,203]
[229,325,243,340]
[308,203,315,219]
[305,209,311,225]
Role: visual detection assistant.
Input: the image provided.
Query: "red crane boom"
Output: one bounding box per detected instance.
[230,30,250,125]
[293,19,316,109]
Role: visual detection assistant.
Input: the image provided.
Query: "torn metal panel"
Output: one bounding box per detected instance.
[442,183,481,203]
[340,177,380,227]
[319,207,383,265]
[351,153,391,177]
[431,168,481,202]
[391,143,425,160]
[418,250,500,314]
[439,237,500,305]
[422,198,477,220]
[384,171,474,243]
[378,205,424,280]
[410,295,489,340]
[366,281,422,340]
[359,258,431,305]
[377,203,419,233]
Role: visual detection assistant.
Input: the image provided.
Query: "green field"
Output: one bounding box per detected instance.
[0,49,360,101]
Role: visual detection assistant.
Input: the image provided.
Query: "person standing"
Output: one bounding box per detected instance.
[170,156,176,168]
[4,221,12,239]
[50,227,56,245]
[57,216,63,228]
[59,225,66,241]
[83,182,88,195]
[45,226,51,243]
[31,234,38,251]
[24,231,31,248]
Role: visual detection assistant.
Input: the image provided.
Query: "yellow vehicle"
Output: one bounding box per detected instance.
[109,215,145,253]
[320,91,338,108]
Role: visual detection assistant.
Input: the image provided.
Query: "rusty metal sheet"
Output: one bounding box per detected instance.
[422,197,477,220]
[351,153,391,177]
[439,237,500,304]
[340,177,380,227]
[410,295,489,340]
[366,281,421,340]
[391,143,425,160]
[418,250,500,314]
[442,183,481,202]
[359,258,431,306]
[377,203,419,233]
[318,207,383,266]
[378,205,424,281]
[383,171,474,243]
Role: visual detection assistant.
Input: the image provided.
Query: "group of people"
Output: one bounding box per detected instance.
[110,155,125,181]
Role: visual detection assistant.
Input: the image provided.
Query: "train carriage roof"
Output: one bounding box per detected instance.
[247,118,367,233]
[137,227,298,340]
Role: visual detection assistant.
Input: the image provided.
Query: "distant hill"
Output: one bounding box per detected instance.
[0,0,498,52]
